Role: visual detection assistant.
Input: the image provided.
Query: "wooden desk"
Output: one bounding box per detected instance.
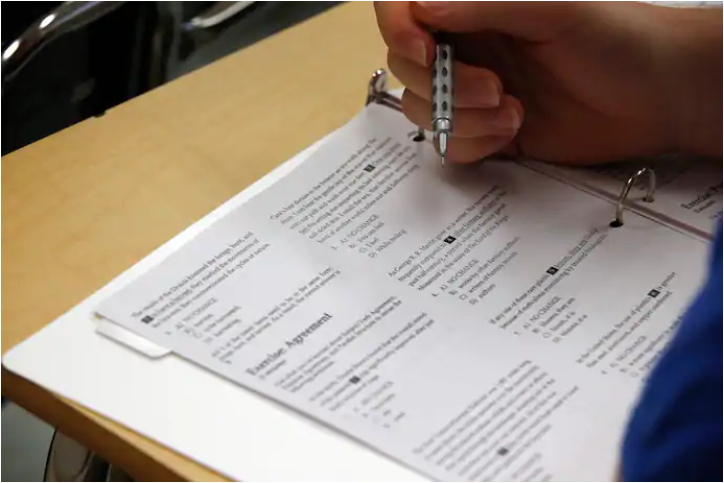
[2,3,398,480]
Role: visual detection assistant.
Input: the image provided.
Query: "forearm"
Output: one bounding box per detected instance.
[657,5,722,158]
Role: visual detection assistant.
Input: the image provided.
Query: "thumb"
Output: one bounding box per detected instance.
[412,1,574,41]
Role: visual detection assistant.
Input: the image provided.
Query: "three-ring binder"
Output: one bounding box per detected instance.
[365,68,658,228]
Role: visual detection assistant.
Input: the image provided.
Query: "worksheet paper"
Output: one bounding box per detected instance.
[526,157,722,238]
[95,104,710,481]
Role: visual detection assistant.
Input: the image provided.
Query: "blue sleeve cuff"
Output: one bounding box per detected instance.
[622,221,723,481]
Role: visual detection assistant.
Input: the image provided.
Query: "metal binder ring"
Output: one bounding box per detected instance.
[610,167,656,227]
[367,69,425,142]
[366,69,403,112]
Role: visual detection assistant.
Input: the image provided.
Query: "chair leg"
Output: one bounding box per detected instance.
[43,430,116,482]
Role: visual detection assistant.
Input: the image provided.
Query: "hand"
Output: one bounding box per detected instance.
[375,1,686,165]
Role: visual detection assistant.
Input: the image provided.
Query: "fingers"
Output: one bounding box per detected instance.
[375,2,576,66]
[402,89,523,137]
[388,52,502,108]
[374,1,434,66]
[411,1,574,41]
[374,2,540,163]
[401,89,523,163]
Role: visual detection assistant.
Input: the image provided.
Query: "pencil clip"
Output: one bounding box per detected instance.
[610,167,656,227]
[366,69,425,142]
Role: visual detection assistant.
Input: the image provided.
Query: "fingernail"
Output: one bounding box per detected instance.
[417,2,445,10]
[417,39,428,65]
[497,109,521,130]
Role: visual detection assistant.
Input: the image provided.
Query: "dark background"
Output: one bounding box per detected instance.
[2,2,341,155]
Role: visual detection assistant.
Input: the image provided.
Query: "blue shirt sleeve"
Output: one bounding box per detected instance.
[622,220,723,481]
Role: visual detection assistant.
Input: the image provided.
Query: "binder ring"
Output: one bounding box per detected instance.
[367,69,425,142]
[610,167,656,227]
[366,69,402,112]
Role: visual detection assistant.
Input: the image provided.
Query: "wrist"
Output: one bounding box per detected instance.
[650,4,722,157]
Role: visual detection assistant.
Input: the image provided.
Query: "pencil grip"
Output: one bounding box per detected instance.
[431,43,453,123]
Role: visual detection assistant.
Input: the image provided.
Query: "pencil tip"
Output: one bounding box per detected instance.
[438,132,448,168]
